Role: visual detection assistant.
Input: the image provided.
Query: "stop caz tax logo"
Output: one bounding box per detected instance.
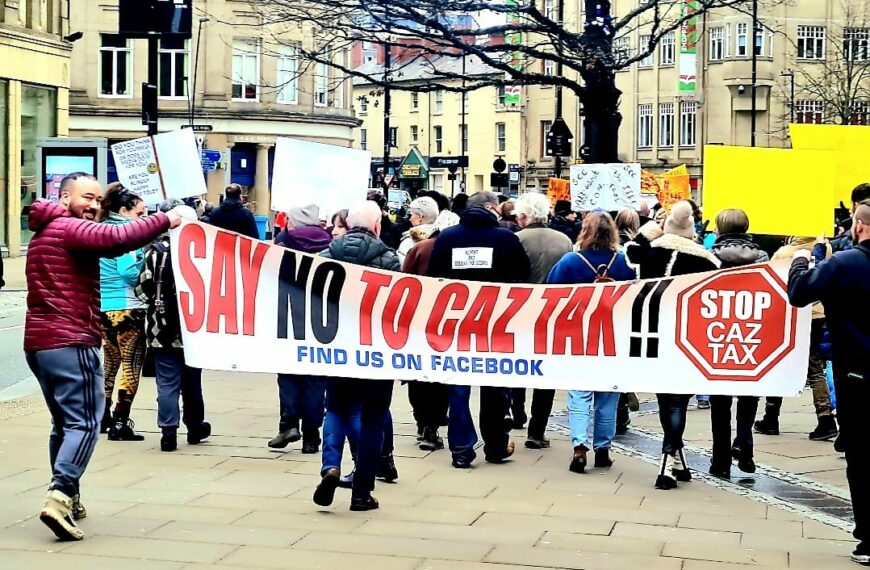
[675,266,798,382]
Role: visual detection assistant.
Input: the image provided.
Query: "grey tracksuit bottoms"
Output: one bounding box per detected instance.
[25,347,105,497]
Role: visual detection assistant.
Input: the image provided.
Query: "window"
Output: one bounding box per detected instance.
[754,24,765,56]
[496,122,506,152]
[680,101,697,147]
[314,62,329,106]
[614,37,631,66]
[460,124,468,153]
[434,126,443,153]
[389,126,398,147]
[411,92,419,111]
[844,28,870,62]
[709,27,725,61]
[276,45,298,104]
[637,104,653,148]
[659,102,675,147]
[411,125,419,144]
[99,34,132,97]
[540,120,552,157]
[659,31,675,65]
[330,58,344,109]
[852,101,870,125]
[232,40,259,101]
[434,89,444,113]
[20,85,57,245]
[797,26,826,60]
[359,97,368,114]
[543,59,556,76]
[360,129,367,150]
[497,85,506,107]
[543,0,557,20]
[158,38,188,98]
[736,23,748,56]
[795,100,824,124]
[639,34,653,67]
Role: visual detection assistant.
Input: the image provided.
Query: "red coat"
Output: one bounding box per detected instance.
[24,200,171,352]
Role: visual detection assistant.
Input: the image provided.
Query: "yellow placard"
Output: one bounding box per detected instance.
[789,125,870,206]
[703,146,836,237]
[547,177,570,206]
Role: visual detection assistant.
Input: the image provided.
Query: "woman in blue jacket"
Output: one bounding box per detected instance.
[99,185,148,441]
[548,211,636,473]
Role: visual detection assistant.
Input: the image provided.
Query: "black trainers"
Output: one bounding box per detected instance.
[161,432,177,452]
[419,427,444,451]
[808,416,838,441]
[100,399,113,434]
[569,446,587,474]
[594,448,614,468]
[108,418,145,441]
[301,431,320,454]
[187,422,211,445]
[313,468,340,507]
[268,425,301,449]
[349,495,379,512]
[654,474,677,490]
[709,462,732,479]
[376,454,399,483]
[754,417,780,436]
[852,542,870,566]
[525,436,551,449]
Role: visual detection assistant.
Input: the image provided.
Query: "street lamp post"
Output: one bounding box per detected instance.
[554,0,565,178]
[780,69,795,125]
[750,0,758,147]
[188,16,209,128]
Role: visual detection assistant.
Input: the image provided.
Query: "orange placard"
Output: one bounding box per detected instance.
[657,165,691,211]
[547,178,570,206]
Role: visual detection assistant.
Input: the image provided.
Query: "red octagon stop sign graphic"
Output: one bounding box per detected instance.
[675,265,798,382]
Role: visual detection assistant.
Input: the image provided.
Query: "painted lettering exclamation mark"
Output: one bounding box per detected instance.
[629,279,673,358]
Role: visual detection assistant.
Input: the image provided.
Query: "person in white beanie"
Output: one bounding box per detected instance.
[626,199,720,491]
[397,197,439,266]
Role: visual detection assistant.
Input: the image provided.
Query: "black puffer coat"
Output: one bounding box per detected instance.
[710,233,770,269]
[626,221,721,278]
[322,228,401,271]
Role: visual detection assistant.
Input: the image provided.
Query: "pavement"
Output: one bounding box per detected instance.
[0,369,861,570]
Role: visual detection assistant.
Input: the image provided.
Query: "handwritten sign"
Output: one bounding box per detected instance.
[569,164,641,212]
[546,177,570,207]
[112,129,207,206]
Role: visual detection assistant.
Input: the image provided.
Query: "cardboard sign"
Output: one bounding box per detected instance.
[111,129,207,206]
[569,164,641,211]
[270,137,372,219]
[546,177,570,207]
[170,221,812,396]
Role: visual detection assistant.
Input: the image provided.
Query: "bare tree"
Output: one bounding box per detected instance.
[247,0,763,163]
[788,0,870,125]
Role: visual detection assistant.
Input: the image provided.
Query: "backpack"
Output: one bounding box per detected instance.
[577,252,617,283]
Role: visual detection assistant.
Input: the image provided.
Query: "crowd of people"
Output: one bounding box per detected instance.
[19,174,870,566]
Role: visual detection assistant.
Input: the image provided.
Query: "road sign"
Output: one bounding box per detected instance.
[546,117,574,157]
[182,125,214,132]
[676,266,797,382]
[200,149,222,171]
[508,163,521,183]
[430,156,468,170]
[493,158,507,173]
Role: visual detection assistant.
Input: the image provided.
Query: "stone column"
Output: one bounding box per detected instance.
[254,143,272,216]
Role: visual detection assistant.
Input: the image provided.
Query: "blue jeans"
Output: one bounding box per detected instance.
[321,378,393,499]
[447,385,478,463]
[153,349,204,431]
[567,391,619,451]
[348,408,393,457]
[277,374,325,432]
[447,385,510,463]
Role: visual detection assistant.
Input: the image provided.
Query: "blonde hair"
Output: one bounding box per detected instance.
[715,208,750,235]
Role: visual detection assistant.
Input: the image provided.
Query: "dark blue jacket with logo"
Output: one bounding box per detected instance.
[789,241,870,376]
[427,208,530,283]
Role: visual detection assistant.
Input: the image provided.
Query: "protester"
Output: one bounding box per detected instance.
[615,209,640,246]
[613,207,642,433]
[367,190,402,250]
[396,197,439,266]
[136,199,210,452]
[831,183,870,253]
[788,199,870,566]
[755,236,838,441]
[313,200,400,512]
[549,199,581,243]
[511,192,572,449]
[707,209,769,479]
[24,173,180,540]
[549,211,636,472]
[626,200,720,490]
[500,200,520,232]
[403,208,459,451]
[331,209,349,240]
[451,193,468,215]
[207,183,260,239]
[270,205,332,452]
[98,184,149,441]
[428,191,531,468]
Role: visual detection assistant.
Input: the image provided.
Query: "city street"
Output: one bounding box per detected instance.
[0,291,35,400]
[0,368,858,570]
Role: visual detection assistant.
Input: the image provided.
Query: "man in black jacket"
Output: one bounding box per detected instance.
[428,191,531,468]
[206,184,260,239]
[789,200,870,566]
[313,200,400,513]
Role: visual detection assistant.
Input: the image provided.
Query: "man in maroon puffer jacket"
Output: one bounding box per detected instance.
[24,173,182,541]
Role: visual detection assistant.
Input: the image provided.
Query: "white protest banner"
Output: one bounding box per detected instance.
[171,222,812,397]
[270,137,372,219]
[112,129,208,206]
[570,163,641,211]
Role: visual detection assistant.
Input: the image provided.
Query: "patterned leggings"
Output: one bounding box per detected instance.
[101,310,147,404]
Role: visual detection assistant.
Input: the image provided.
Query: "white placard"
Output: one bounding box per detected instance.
[111,129,208,206]
[570,163,642,211]
[270,137,372,219]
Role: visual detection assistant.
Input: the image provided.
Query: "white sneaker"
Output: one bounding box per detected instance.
[39,489,84,541]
